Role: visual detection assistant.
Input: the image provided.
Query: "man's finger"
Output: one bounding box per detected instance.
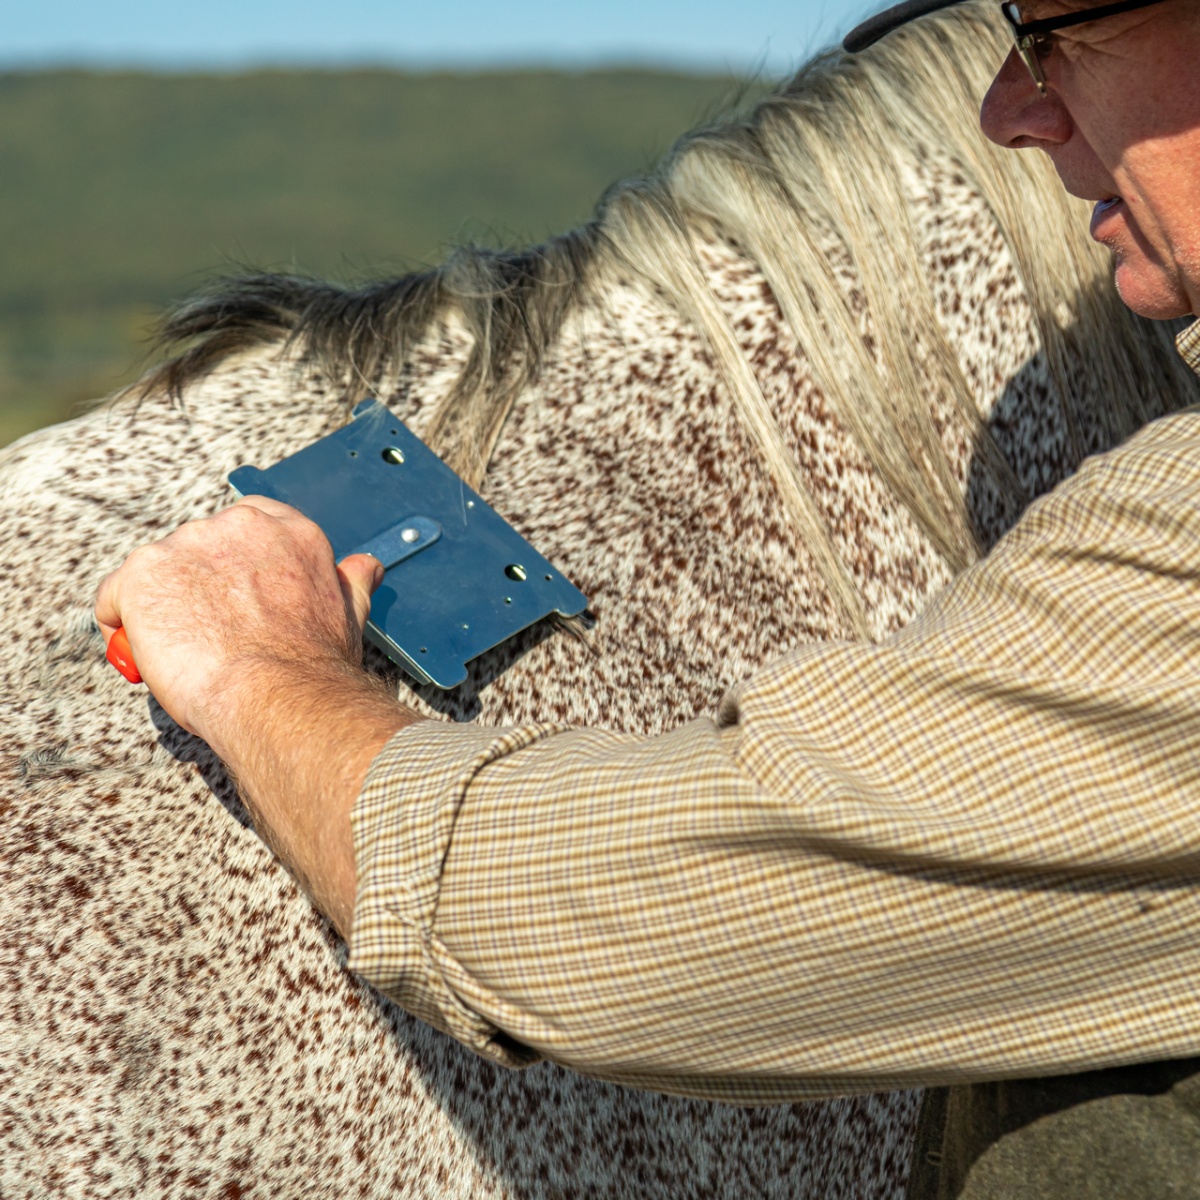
[94,568,123,640]
[337,554,384,634]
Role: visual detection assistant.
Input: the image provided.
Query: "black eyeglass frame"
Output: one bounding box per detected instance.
[1000,0,1172,92]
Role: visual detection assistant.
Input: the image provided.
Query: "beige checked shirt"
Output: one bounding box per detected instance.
[349,324,1200,1103]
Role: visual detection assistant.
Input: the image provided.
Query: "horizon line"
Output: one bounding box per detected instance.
[0,43,832,80]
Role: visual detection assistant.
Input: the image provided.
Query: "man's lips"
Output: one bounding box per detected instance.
[1090,195,1125,241]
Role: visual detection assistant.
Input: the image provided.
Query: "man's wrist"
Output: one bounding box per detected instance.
[196,654,422,937]
[193,652,409,772]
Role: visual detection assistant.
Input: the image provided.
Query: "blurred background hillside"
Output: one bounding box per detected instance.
[1,0,875,446]
[0,68,757,446]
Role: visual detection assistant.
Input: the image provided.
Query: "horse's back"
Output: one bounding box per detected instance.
[1,316,920,1199]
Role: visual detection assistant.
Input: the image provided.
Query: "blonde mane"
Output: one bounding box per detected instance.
[147,0,1198,637]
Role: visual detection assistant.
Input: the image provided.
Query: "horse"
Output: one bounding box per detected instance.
[3,3,1196,1197]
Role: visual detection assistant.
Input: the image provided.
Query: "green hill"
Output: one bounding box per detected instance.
[0,67,754,445]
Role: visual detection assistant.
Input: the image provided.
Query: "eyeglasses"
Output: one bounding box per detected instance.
[1000,0,1172,93]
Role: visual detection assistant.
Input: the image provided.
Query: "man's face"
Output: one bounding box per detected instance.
[980,0,1200,319]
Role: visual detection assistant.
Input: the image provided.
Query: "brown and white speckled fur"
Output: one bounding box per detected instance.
[3,6,1198,1199]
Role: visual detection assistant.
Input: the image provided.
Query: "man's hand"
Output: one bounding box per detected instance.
[96,496,420,938]
[95,495,381,739]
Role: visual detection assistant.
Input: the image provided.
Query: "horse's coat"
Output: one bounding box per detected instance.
[3,5,1198,1198]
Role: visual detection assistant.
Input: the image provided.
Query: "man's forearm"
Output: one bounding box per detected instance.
[200,657,421,939]
[93,495,425,940]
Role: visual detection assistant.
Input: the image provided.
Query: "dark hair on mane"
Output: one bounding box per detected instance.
[147,226,602,473]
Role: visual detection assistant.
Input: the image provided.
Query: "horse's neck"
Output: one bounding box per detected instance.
[374,151,1068,733]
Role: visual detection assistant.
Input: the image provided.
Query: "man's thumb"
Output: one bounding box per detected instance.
[337,554,385,632]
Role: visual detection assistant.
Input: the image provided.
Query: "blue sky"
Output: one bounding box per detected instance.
[5,1,887,75]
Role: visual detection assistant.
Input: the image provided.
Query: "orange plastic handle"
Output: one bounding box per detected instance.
[106,626,143,684]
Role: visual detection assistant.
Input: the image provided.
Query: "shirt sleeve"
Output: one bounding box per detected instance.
[349,409,1200,1104]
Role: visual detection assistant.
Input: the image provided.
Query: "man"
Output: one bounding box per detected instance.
[96,2,1200,1195]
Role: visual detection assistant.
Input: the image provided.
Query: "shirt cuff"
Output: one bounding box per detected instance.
[348,718,569,1066]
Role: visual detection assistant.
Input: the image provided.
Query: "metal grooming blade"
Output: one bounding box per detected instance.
[228,399,588,689]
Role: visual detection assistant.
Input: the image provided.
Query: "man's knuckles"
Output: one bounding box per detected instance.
[117,539,171,581]
[214,501,333,559]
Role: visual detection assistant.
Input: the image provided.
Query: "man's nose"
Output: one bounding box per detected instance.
[980,47,1072,149]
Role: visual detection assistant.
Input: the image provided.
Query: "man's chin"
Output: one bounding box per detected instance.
[1111,258,1194,321]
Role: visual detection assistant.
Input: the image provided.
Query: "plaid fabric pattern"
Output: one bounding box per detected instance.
[350,326,1200,1103]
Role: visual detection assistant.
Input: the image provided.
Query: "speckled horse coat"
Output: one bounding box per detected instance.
[3,9,1196,1200]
